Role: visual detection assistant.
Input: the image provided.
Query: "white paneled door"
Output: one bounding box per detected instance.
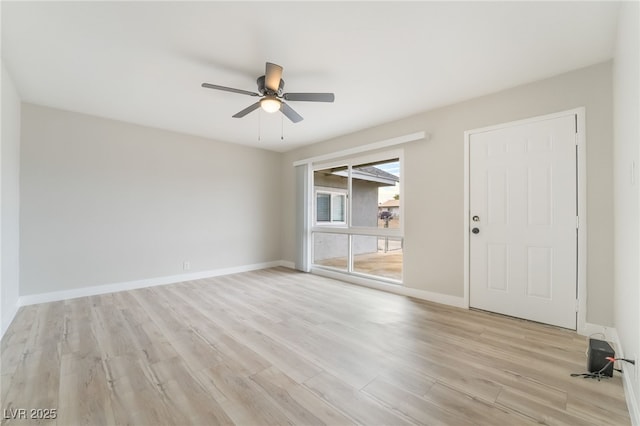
[469,115,577,329]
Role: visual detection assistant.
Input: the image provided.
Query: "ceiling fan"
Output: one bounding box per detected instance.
[201,62,334,123]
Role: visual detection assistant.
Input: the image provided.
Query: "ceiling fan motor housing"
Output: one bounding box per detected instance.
[257,75,284,96]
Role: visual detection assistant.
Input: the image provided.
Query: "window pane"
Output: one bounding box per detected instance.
[353,235,403,281]
[351,159,400,229]
[313,232,348,271]
[314,166,348,224]
[314,166,348,191]
[332,194,345,222]
[316,193,330,222]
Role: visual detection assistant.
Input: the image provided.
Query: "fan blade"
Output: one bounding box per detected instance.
[232,101,261,118]
[202,83,259,97]
[265,62,283,93]
[283,93,335,102]
[280,102,303,123]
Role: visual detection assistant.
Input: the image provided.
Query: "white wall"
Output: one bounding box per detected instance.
[1,64,21,336]
[613,1,640,422]
[20,104,283,296]
[282,62,614,326]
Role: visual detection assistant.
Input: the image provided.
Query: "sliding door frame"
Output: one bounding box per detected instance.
[293,131,426,284]
[310,149,405,284]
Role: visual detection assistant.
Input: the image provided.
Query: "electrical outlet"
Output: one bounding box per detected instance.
[183,261,190,271]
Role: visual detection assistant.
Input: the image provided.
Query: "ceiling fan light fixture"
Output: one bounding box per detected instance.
[260,96,281,113]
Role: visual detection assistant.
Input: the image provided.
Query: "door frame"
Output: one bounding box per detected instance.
[463,108,587,332]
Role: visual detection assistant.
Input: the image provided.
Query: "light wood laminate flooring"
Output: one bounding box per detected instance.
[1,267,630,425]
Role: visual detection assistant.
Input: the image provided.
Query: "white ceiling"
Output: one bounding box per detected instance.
[2,1,620,152]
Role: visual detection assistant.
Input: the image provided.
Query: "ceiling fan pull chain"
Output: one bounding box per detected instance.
[258,110,261,142]
[281,114,284,141]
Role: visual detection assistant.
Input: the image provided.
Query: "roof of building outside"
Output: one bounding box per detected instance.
[379,199,400,208]
[354,166,399,183]
[330,165,399,186]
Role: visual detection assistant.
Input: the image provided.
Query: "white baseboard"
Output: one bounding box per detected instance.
[18,260,290,307]
[278,260,296,269]
[607,329,640,426]
[402,286,467,308]
[1,299,20,340]
[579,322,618,341]
[311,267,466,309]
[623,369,640,426]
[578,324,638,425]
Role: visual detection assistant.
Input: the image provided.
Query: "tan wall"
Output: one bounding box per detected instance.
[1,64,22,335]
[20,104,283,295]
[281,62,614,326]
[612,0,640,412]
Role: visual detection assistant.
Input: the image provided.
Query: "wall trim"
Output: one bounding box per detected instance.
[623,358,640,426]
[311,267,466,308]
[292,131,428,166]
[578,324,638,425]
[607,327,640,426]
[17,260,291,307]
[1,301,20,340]
[578,321,617,340]
[278,260,296,269]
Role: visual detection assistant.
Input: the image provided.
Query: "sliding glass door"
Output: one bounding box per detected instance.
[311,152,403,283]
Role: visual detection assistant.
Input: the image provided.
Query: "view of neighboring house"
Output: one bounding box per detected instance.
[313,165,399,264]
[378,198,400,219]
